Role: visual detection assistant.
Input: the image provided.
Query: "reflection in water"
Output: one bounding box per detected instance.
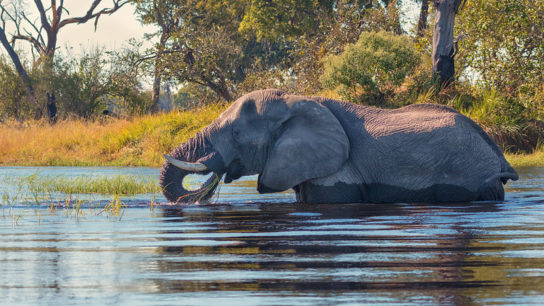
[0,167,543,304]
[152,203,494,305]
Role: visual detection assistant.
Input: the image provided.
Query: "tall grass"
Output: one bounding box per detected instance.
[0,104,227,167]
[1,91,543,168]
[34,175,161,194]
[505,148,544,168]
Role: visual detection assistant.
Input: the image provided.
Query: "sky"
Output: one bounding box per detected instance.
[55,2,157,54]
[1,1,156,58]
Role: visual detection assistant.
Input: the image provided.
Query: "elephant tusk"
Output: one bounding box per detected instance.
[163,154,209,172]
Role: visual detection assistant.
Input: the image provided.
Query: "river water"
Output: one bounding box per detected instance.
[1,166,544,304]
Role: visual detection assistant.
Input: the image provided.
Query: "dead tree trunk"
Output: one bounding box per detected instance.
[432,0,464,87]
[416,0,430,37]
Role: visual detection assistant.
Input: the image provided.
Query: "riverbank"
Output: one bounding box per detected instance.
[0,104,226,168]
[1,103,542,168]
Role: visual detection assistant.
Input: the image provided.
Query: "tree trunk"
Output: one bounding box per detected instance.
[0,27,39,109]
[432,0,463,87]
[151,30,170,113]
[150,60,162,113]
[416,0,430,37]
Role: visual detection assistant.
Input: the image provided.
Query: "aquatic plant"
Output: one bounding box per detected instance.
[101,195,126,218]
[4,174,161,196]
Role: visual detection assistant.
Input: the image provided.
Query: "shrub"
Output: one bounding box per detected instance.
[320,31,422,107]
[0,57,28,121]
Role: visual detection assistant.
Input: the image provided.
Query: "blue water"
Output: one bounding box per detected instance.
[1,166,544,304]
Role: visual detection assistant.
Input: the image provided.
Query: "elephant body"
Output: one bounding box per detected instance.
[160,89,518,204]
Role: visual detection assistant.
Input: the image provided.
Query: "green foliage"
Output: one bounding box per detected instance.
[0,44,150,120]
[321,31,422,106]
[238,0,322,41]
[0,57,28,120]
[47,49,111,117]
[457,0,544,99]
[135,0,399,101]
[462,90,528,127]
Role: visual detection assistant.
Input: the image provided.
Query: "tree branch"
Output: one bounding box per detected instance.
[58,0,129,29]
[56,0,64,21]
[11,34,45,54]
[20,11,46,47]
[33,0,51,32]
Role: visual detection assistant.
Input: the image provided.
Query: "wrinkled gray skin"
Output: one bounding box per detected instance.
[160,89,519,204]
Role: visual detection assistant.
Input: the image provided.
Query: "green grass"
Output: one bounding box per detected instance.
[5,174,161,195]
[505,148,544,168]
[1,174,162,222]
[38,175,160,195]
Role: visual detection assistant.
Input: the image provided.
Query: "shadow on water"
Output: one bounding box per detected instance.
[1,166,544,304]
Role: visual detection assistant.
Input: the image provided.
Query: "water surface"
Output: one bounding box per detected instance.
[1,166,544,304]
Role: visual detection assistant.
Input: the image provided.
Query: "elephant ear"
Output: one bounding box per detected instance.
[259,99,350,192]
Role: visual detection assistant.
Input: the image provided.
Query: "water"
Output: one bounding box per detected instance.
[1,166,544,304]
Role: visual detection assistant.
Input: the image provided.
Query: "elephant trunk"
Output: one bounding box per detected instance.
[159,131,225,203]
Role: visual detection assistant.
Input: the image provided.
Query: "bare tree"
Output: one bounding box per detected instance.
[0,0,129,114]
[431,0,465,86]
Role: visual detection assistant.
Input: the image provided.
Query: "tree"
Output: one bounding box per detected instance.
[134,0,180,112]
[321,31,422,106]
[457,0,544,98]
[237,0,409,94]
[135,0,294,102]
[0,0,128,115]
[431,0,465,86]
[136,0,412,102]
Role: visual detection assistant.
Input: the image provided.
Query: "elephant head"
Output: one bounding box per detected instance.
[159,89,349,203]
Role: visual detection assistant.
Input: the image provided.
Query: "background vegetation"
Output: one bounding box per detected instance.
[1,0,543,165]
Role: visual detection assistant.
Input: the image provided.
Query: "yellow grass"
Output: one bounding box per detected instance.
[1,102,542,168]
[505,149,544,168]
[0,104,227,167]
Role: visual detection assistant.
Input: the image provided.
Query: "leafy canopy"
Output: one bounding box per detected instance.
[321,31,422,106]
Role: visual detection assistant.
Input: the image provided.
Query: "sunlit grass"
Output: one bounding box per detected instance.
[0,104,228,167]
[4,174,160,195]
[1,173,161,224]
[1,95,543,168]
[40,175,160,195]
[506,148,544,168]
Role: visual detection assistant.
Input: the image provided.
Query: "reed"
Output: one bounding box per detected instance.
[5,174,161,195]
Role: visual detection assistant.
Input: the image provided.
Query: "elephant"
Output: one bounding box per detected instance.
[160,89,518,204]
